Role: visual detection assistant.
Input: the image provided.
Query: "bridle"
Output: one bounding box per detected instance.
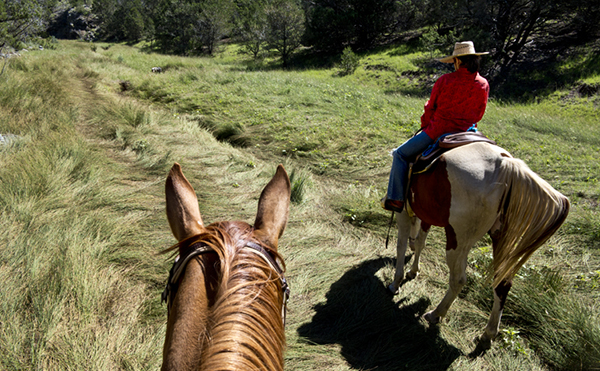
[244,241,290,326]
[161,239,290,326]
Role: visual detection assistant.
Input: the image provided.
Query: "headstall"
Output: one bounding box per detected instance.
[162,239,290,326]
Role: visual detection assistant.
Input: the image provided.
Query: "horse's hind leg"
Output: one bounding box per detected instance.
[479,279,513,348]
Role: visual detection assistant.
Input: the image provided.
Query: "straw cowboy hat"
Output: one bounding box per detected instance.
[439,41,489,63]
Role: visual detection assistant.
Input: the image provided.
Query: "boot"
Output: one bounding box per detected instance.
[381,197,404,213]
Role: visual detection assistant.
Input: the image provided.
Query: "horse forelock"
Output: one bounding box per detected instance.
[169,221,286,371]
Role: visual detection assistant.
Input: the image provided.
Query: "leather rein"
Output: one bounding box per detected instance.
[161,239,290,326]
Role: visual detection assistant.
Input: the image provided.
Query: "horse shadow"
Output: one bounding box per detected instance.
[297,257,461,371]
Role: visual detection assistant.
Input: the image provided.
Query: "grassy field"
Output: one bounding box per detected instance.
[0,40,599,370]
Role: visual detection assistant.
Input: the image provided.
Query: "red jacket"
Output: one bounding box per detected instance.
[420,67,489,140]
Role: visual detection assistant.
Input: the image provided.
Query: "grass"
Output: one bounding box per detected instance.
[0,40,598,370]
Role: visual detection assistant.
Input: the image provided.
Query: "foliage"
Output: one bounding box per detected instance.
[0,0,56,49]
[498,327,529,356]
[152,0,201,54]
[420,0,600,90]
[194,0,234,55]
[148,0,235,55]
[32,0,600,99]
[303,0,401,52]
[289,167,311,204]
[419,27,457,59]
[2,39,600,371]
[338,46,359,76]
[114,0,145,42]
[233,0,268,59]
[264,0,304,67]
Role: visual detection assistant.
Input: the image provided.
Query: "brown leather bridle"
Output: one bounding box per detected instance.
[161,240,290,326]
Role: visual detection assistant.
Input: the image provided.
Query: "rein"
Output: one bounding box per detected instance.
[385,211,395,249]
[162,239,290,326]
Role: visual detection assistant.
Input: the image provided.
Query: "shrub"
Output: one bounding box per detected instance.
[339,47,359,76]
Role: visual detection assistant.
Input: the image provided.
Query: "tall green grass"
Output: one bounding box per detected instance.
[1,40,598,371]
[0,47,164,370]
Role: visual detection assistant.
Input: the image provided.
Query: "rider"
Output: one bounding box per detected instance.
[382,41,490,213]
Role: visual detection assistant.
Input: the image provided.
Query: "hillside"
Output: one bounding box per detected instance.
[0,40,598,370]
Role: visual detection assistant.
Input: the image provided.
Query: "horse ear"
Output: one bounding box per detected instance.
[165,163,204,242]
[253,165,291,249]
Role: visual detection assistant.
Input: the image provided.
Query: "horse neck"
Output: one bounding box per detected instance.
[201,223,286,371]
[162,253,219,371]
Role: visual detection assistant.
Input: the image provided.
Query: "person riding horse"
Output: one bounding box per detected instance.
[382,41,490,213]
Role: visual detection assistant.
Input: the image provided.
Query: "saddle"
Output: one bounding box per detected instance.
[410,131,497,176]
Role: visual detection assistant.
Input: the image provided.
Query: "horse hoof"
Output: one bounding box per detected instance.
[387,284,399,295]
[423,311,440,325]
[476,335,492,350]
[406,271,418,280]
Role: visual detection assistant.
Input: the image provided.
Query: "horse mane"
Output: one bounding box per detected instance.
[175,221,286,371]
[492,157,570,287]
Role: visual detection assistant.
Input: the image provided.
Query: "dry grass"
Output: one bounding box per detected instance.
[0,40,598,370]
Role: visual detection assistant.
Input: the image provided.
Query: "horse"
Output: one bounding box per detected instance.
[161,163,291,371]
[387,142,569,347]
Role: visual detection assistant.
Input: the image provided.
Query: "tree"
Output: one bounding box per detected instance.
[419,0,600,86]
[194,0,234,55]
[233,0,268,59]
[265,0,304,67]
[303,0,400,52]
[0,0,57,49]
[153,0,201,54]
[468,0,554,80]
[91,0,117,39]
[119,0,145,41]
[99,0,145,41]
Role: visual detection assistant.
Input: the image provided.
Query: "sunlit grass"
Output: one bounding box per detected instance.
[0,40,598,371]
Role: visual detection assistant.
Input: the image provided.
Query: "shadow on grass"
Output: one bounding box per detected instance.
[298,257,461,370]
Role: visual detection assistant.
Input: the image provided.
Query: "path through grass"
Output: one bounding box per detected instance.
[0,40,598,370]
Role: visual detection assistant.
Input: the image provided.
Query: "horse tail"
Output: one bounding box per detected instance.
[491,157,570,287]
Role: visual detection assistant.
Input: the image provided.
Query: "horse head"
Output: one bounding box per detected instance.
[162,163,290,371]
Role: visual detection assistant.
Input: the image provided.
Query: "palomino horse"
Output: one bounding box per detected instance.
[388,142,569,347]
[161,163,291,370]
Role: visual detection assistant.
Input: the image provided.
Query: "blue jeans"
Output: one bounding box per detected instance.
[386,131,434,201]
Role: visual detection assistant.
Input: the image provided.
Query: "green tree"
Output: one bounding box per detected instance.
[233,0,268,59]
[265,0,304,67]
[194,0,234,55]
[413,0,600,89]
[0,0,56,49]
[100,0,145,41]
[303,0,400,52]
[91,0,117,39]
[153,0,201,54]
[121,0,145,41]
[338,46,359,75]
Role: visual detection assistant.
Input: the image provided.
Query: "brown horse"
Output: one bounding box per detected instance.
[388,142,570,347]
[161,163,291,371]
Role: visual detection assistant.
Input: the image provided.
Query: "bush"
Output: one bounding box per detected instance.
[339,47,359,76]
